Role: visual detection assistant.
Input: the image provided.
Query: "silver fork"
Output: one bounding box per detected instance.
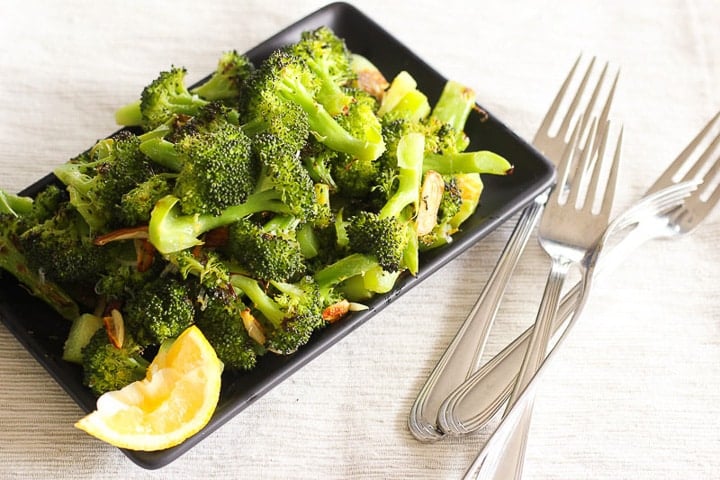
[438,110,720,436]
[464,116,622,479]
[463,181,697,480]
[407,55,617,442]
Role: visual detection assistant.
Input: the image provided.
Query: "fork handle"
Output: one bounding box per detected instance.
[408,197,545,442]
[439,222,657,434]
[511,258,570,403]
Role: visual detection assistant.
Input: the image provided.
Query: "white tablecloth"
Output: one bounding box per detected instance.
[1,1,718,478]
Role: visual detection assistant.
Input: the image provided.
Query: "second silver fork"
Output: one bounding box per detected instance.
[408,55,617,442]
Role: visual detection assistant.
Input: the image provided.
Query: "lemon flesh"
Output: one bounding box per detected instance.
[75,325,223,451]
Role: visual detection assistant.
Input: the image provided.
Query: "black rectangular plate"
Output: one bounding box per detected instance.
[0,1,554,470]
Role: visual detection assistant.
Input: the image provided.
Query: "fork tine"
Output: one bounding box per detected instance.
[682,129,720,181]
[599,125,623,216]
[552,113,585,205]
[555,57,597,141]
[533,55,582,143]
[646,111,720,194]
[566,118,599,209]
[573,118,606,210]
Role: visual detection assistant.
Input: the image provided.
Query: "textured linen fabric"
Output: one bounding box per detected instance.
[0,1,718,478]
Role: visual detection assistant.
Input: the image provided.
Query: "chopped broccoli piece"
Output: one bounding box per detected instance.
[123,276,195,346]
[147,189,290,254]
[81,328,149,396]
[224,218,306,283]
[195,287,259,371]
[231,274,324,355]
[0,188,80,320]
[192,50,254,102]
[116,66,209,130]
[53,131,158,232]
[173,122,257,215]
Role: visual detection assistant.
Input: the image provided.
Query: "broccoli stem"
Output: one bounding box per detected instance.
[230,274,285,325]
[423,151,513,175]
[380,132,425,219]
[0,191,34,216]
[148,189,291,254]
[138,137,184,171]
[276,78,384,162]
[115,100,143,127]
[431,80,476,132]
[313,253,379,292]
[0,229,79,320]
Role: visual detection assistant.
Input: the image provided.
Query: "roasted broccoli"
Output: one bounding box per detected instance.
[81,328,149,396]
[0,187,79,319]
[53,131,158,232]
[231,274,324,355]
[115,66,208,130]
[195,287,260,370]
[123,276,196,346]
[224,218,306,283]
[191,50,254,102]
[0,27,516,398]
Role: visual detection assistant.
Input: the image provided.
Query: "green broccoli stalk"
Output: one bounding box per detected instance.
[147,189,290,254]
[0,188,80,320]
[422,150,513,175]
[191,50,254,102]
[230,274,324,355]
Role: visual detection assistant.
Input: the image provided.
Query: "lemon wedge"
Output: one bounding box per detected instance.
[75,325,223,451]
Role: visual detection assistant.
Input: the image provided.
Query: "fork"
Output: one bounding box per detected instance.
[438,110,720,436]
[462,116,622,479]
[407,55,617,442]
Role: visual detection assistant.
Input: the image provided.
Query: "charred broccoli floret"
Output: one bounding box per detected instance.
[123,276,195,346]
[81,328,149,396]
[195,287,260,371]
[230,274,324,355]
[53,131,158,232]
[191,50,254,102]
[115,66,209,130]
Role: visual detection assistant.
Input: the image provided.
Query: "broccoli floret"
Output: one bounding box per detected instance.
[53,131,158,232]
[252,132,321,223]
[117,173,175,227]
[123,276,195,346]
[94,259,164,301]
[81,328,149,396]
[18,203,129,291]
[290,27,355,115]
[115,66,209,130]
[139,101,242,170]
[330,89,385,199]
[244,48,385,162]
[345,211,407,273]
[194,287,259,370]
[166,247,230,290]
[224,218,306,283]
[147,188,290,254]
[0,188,79,320]
[191,50,255,102]
[174,122,258,215]
[231,274,324,355]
